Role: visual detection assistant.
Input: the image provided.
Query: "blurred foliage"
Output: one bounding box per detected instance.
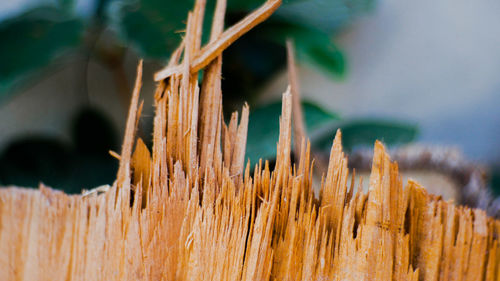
[0,0,495,205]
[246,100,418,165]
[0,0,374,98]
[0,6,83,99]
[276,0,373,33]
[0,0,378,192]
[116,0,207,59]
[314,120,418,152]
[246,101,340,165]
[113,0,372,61]
[260,22,345,77]
[112,0,364,107]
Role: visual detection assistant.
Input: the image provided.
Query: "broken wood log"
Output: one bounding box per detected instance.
[0,0,498,280]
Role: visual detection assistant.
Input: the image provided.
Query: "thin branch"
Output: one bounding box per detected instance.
[116,60,143,188]
[286,39,307,163]
[154,0,282,81]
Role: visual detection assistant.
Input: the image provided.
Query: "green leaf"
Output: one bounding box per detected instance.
[276,0,374,34]
[227,0,374,77]
[246,100,339,165]
[114,0,215,59]
[295,32,345,77]
[0,6,83,99]
[228,0,373,28]
[259,22,345,76]
[303,101,340,132]
[315,120,418,152]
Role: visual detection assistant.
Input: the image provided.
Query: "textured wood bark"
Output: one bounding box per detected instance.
[1,0,499,280]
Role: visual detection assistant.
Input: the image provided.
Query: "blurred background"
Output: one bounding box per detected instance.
[0,0,499,197]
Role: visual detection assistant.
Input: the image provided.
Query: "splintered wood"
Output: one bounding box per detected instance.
[0,0,499,280]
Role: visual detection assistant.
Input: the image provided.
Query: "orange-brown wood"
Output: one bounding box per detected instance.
[0,1,498,280]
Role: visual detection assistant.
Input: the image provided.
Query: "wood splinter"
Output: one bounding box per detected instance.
[0,0,499,280]
[154,0,282,81]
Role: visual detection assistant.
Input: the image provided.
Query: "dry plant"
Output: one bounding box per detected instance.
[0,0,499,280]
